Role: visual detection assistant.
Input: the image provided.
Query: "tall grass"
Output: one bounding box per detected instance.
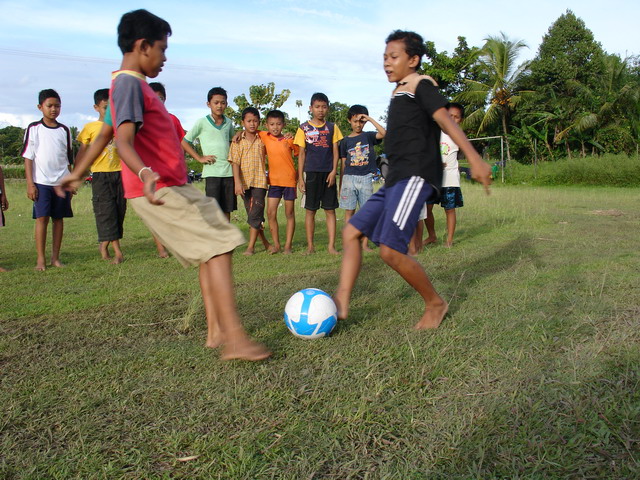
[505,153,640,187]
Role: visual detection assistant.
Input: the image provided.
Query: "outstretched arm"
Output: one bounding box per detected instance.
[361,114,386,140]
[432,108,491,193]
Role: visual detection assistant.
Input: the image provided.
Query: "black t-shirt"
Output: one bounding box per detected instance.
[384,80,448,188]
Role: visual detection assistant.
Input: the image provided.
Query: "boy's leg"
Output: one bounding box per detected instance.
[51,218,64,267]
[201,252,271,361]
[283,199,295,254]
[267,197,281,253]
[325,209,339,255]
[111,239,124,264]
[153,234,169,258]
[34,216,49,271]
[379,245,448,329]
[445,208,456,247]
[199,263,223,348]
[245,227,259,255]
[423,204,437,245]
[409,220,424,256]
[304,209,316,254]
[334,223,364,320]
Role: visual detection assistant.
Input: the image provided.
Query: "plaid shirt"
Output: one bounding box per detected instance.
[229,132,267,190]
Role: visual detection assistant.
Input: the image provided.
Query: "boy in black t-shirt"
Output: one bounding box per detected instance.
[334,30,491,330]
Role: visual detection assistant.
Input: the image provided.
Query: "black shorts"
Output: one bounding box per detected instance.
[92,171,126,242]
[205,176,237,212]
[304,172,338,211]
[242,187,267,230]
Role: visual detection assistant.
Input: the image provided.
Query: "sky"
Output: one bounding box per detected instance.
[1,0,638,132]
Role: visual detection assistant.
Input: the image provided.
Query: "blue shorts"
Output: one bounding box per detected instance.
[268,185,297,201]
[440,187,463,210]
[350,176,435,254]
[32,184,73,219]
[340,173,374,211]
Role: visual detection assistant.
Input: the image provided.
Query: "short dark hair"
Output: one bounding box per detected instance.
[310,92,329,105]
[93,88,109,105]
[38,89,60,105]
[207,87,227,102]
[385,30,426,61]
[241,107,260,120]
[117,9,171,54]
[266,110,285,122]
[149,82,166,99]
[447,102,465,118]
[347,104,369,119]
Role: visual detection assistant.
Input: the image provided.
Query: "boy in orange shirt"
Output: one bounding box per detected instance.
[260,110,299,254]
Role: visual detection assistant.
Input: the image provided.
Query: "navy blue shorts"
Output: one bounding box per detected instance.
[268,185,297,201]
[440,187,463,210]
[350,176,435,254]
[32,184,73,219]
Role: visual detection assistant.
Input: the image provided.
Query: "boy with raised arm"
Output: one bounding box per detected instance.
[294,93,343,255]
[339,104,385,251]
[77,88,126,263]
[181,87,236,221]
[109,9,270,361]
[334,30,491,330]
[22,89,73,271]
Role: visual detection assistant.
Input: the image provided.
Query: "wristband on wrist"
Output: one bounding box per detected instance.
[137,166,153,181]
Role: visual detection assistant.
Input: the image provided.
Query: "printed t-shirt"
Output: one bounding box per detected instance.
[258,131,298,187]
[384,79,448,188]
[293,120,343,172]
[22,120,72,185]
[183,115,234,178]
[339,131,380,175]
[440,132,461,188]
[110,69,187,199]
[77,120,121,173]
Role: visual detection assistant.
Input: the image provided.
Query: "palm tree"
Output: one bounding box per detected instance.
[456,32,530,162]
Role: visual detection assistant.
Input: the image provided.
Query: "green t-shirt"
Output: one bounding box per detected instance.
[184,115,234,178]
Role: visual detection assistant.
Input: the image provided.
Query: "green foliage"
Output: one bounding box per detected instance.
[1,164,25,178]
[226,82,291,128]
[505,153,640,186]
[420,36,484,98]
[0,126,25,162]
[326,101,351,136]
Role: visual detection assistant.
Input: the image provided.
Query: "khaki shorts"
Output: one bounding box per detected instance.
[130,184,245,267]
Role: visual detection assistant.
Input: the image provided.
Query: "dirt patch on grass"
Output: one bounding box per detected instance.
[590,209,624,217]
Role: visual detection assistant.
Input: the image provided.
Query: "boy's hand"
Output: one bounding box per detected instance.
[358,114,369,125]
[232,131,242,144]
[327,170,337,187]
[1,194,8,211]
[140,169,164,205]
[418,75,439,87]
[27,184,38,201]
[56,173,83,197]
[283,132,294,140]
[471,162,492,195]
[234,184,245,197]
[199,155,216,165]
[297,178,305,193]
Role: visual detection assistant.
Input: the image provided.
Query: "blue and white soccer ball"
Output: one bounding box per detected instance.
[284,288,338,339]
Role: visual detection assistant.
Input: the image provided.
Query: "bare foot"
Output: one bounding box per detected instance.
[444,241,454,248]
[51,260,65,268]
[99,245,111,260]
[302,247,315,256]
[414,299,449,330]
[111,254,125,265]
[205,336,224,349]
[333,293,348,321]
[221,340,271,361]
[422,237,437,246]
[328,247,340,255]
[283,247,293,255]
[0,266,7,272]
[243,248,255,256]
[158,250,169,258]
[35,264,46,272]
[268,245,280,255]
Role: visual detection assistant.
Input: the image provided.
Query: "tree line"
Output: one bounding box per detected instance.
[2,10,637,166]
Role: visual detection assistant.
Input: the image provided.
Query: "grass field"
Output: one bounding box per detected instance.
[1,180,639,479]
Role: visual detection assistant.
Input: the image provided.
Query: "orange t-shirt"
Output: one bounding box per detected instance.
[259,131,299,187]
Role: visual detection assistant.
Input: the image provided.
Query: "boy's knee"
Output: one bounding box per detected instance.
[379,245,401,266]
[342,224,362,242]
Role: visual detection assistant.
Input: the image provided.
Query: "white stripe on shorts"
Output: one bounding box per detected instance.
[392,176,424,230]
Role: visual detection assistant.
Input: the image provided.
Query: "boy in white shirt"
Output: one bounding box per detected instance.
[22,89,73,271]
